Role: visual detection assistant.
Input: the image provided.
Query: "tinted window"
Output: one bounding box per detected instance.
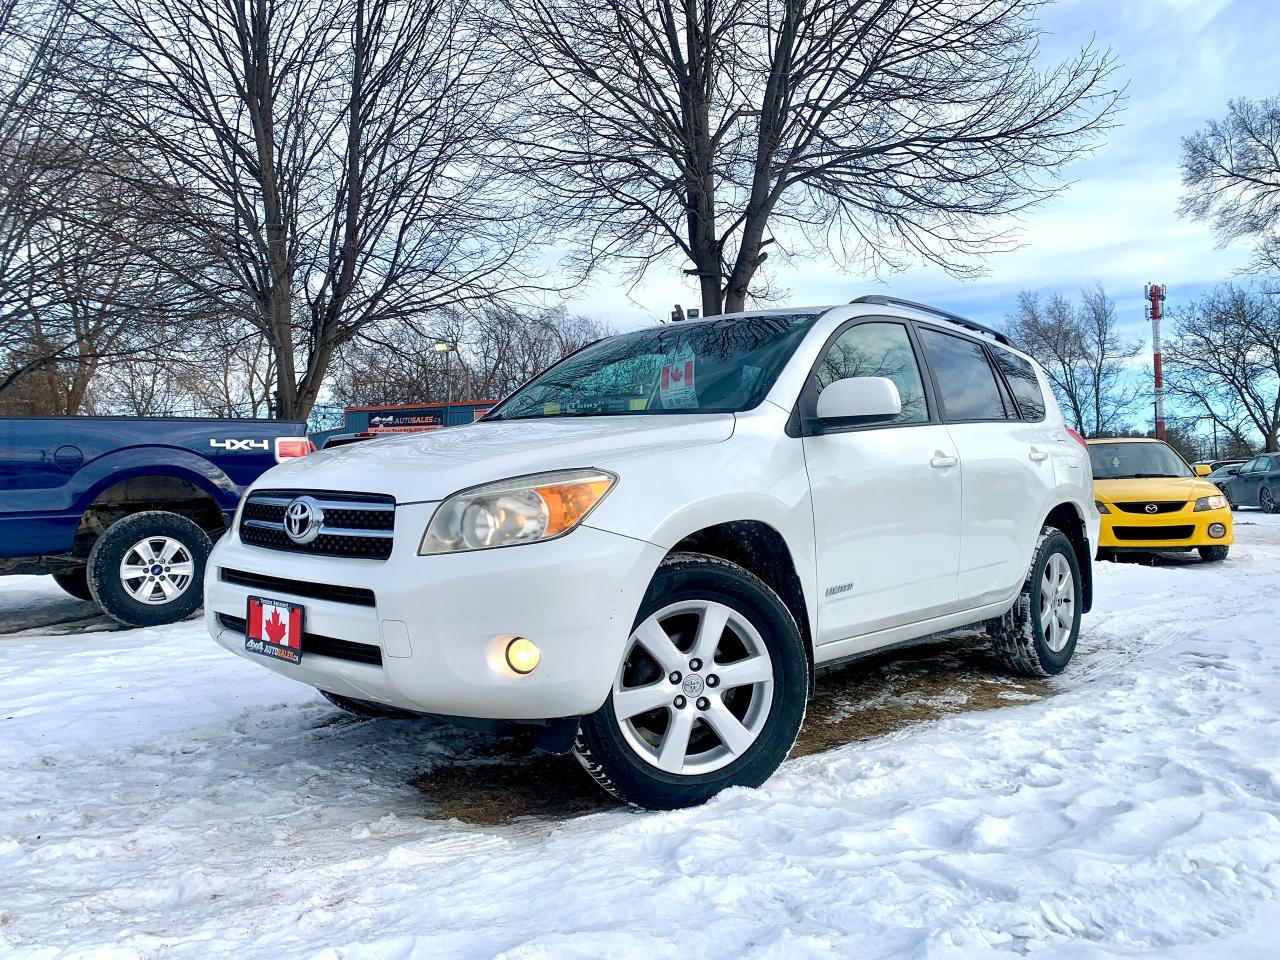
[1088,442,1193,479]
[992,348,1046,421]
[919,328,1009,421]
[486,314,818,420]
[813,322,928,424]
[1241,457,1264,473]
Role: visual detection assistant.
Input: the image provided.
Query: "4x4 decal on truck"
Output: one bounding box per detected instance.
[210,438,270,452]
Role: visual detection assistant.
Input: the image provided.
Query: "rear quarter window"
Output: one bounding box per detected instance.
[992,348,1047,422]
[918,328,1010,422]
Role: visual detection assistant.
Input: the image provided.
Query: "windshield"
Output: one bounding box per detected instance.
[1088,442,1193,480]
[485,314,820,420]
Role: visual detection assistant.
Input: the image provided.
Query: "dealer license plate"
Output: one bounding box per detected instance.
[245,595,304,664]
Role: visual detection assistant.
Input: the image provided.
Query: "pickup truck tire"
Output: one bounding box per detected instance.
[988,527,1081,677]
[87,511,212,627]
[574,552,808,810]
[52,568,93,601]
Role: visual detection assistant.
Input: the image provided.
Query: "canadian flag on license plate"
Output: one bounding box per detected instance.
[247,596,302,655]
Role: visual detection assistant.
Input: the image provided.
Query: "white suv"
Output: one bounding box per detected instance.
[206,297,1099,809]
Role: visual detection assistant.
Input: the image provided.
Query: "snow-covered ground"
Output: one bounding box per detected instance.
[4,517,1280,959]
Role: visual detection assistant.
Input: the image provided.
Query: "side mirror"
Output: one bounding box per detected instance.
[1194,463,1212,476]
[815,376,902,426]
[1226,467,1239,477]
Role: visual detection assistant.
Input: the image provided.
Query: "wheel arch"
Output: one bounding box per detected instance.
[665,520,815,675]
[1043,501,1092,613]
[73,469,231,557]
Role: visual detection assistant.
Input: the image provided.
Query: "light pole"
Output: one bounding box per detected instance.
[433,341,454,425]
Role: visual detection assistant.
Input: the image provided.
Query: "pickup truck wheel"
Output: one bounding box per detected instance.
[87,511,212,627]
[52,568,93,601]
[574,552,808,810]
[988,528,1081,678]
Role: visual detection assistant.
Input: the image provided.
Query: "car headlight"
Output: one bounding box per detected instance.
[1194,494,1227,512]
[419,469,617,554]
[1094,500,1110,514]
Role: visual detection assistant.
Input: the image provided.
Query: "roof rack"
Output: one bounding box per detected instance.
[849,295,1015,347]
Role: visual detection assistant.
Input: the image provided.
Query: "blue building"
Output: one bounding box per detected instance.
[311,400,497,447]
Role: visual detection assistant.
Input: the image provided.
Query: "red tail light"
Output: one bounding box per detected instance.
[274,437,314,462]
[1065,428,1088,450]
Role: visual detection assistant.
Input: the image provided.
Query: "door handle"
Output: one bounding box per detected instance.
[930,455,958,469]
[1029,448,1049,462]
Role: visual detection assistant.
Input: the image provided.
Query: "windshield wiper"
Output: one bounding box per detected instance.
[1106,472,1184,479]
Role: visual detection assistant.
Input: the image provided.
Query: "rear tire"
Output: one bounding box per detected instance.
[574,552,809,810]
[989,528,1082,677]
[87,511,211,627]
[1198,545,1229,563]
[1262,487,1277,514]
[52,568,93,601]
[320,690,420,719]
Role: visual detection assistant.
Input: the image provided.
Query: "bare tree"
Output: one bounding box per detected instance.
[496,0,1119,315]
[1165,285,1280,453]
[333,306,611,406]
[1180,96,1280,278]
[72,0,538,419]
[1006,284,1143,436]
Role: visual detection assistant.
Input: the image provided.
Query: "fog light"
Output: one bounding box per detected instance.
[1208,523,1226,539]
[505,637,540,674]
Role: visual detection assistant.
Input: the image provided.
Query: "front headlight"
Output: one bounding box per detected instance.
[1094,500,1110,514]
[1194,494,1228,512]
[419,469,617,554]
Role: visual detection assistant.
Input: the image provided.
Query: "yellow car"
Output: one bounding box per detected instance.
[1087,437,1233,562]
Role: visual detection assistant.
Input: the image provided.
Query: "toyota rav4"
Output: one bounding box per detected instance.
[206,297,1099,809]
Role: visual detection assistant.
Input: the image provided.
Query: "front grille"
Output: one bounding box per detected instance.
[220,568,375,607]
[1114,501,1185,514]
[1112,525,1194,541]
[217,613,383,666]
[239,490,395,560]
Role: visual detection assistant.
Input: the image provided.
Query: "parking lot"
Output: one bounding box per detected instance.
[4,514,1280,958]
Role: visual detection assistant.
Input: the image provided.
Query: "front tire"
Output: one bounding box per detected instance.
[52,567,93,601]
[1198,545,1229,563]
[574,553,808,810]
[989,528,1082,677]
[87,511,212,627]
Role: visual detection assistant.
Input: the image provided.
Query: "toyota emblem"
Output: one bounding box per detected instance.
[284,496,325,544]
[1144,503,1158,514]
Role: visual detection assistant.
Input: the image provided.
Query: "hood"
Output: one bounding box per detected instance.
[256,415,736,503]
[1093,476,1222,503]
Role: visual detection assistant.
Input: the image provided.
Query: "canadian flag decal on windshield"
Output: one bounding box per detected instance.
[661,361,693,390]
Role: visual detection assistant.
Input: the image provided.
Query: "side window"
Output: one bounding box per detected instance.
[813,321,928,424]
[992,348,1046,421]
[918,328,1010,422]
[1242,457,1263,474]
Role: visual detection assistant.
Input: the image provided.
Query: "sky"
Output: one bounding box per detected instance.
[561,0,1280,350]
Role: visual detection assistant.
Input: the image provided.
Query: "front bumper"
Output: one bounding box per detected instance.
[204,505,665,720]
[1096,506,1233,549]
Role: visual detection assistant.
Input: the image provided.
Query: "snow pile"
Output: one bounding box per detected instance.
[3,520,1280,958]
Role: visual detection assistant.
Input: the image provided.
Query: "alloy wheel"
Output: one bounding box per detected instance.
[1040,551,1075,653]
[119,536,195,605]
[612,599,774,775]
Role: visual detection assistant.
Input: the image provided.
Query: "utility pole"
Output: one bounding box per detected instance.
[1145,284,1167,441]
[434,341,454,425]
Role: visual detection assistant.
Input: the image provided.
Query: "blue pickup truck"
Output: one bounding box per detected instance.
[0,417,310,626]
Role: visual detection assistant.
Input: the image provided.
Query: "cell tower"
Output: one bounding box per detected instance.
[1145,283,1167,441]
